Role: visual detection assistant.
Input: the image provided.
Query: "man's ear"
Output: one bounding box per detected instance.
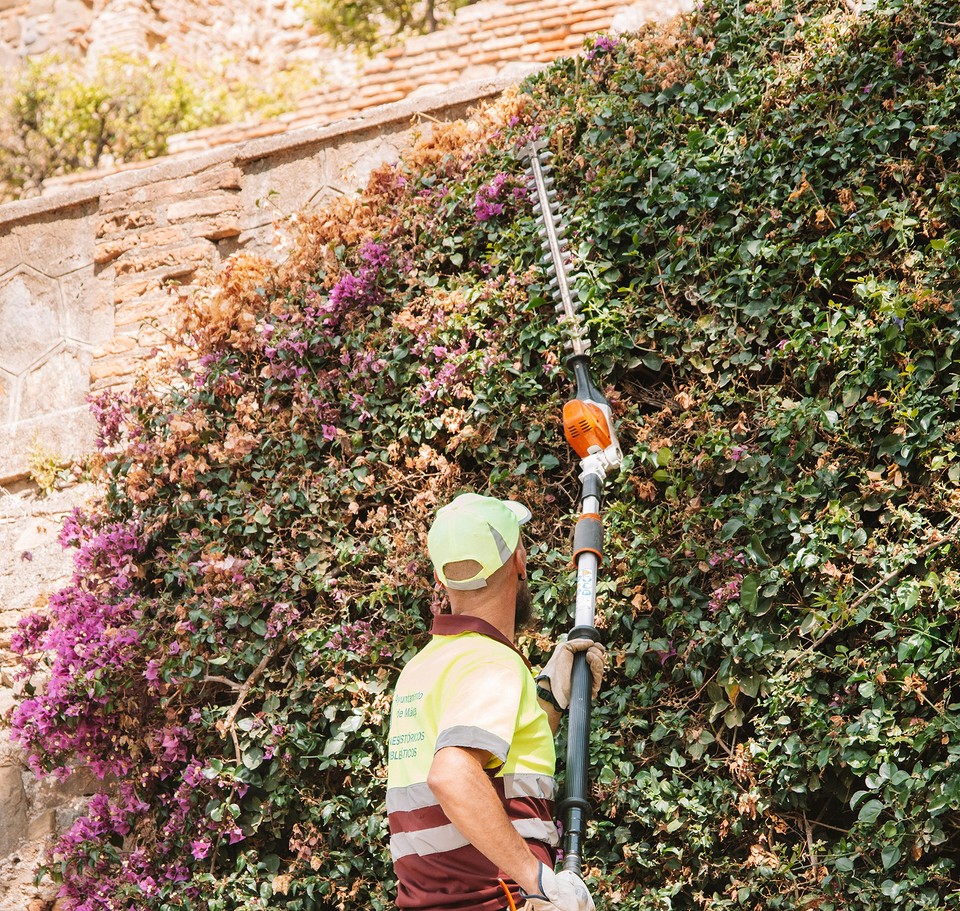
[514,545,527,580]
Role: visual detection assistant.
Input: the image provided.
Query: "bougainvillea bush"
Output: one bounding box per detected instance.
[12,0,960,908]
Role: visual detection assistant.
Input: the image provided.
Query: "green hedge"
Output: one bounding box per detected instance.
[12,0,960,908]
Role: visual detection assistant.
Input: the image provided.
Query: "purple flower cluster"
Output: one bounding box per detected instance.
[324,239,390,323]
[51,757,248,910]
[88,390,127,450]
[265,600,303,639]
[474,173,509,223]
[11,516,145,778]
[709,575,743,613]
[254,238,394,446]
[417,339,472,404]
[326,619,391,658]
[586,35,621,61]
[706,549,747,614]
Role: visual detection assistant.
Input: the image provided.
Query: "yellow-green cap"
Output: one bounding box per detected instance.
[428,493,532,591]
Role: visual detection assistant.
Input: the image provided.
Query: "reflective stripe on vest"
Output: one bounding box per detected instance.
[390,816,559,862]
[386,772,556,814]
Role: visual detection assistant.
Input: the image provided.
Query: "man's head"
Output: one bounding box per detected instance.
[428,493,531,590]
[427,493,534,628]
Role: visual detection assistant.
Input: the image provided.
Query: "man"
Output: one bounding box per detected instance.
[387,492,604,910]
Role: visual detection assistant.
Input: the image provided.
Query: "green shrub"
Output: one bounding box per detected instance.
[11,1,960,909]
[0,53,317,200]
[298,0,477,52]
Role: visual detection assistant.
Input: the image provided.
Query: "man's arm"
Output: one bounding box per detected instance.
[537,696,563,734]
[427,745,542,895]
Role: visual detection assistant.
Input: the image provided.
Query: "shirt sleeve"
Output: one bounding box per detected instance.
[433,654,524,765]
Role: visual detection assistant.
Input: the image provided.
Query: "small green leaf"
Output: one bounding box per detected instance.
[744,535,770,566]
[881,845,901,870]
[857,799,885,824]
[834,855,856,873]
[242,746,264,770]
[720,517,743,541]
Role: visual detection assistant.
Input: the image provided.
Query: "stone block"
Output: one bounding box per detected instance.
[26,810,56,842]
[238,150,329,233]
[95,210,156,237]
[59,268,114,347]
[14,204,95,278]
[99,177,181,213]
[94,336,137,357]
[89,353,139,385]
[0,405,97,482]
[115,292,173,330]
[113,277,156,305]
[349,142,401,188]
[94,236,138,265]
[167,195,242,224]
[140,226,187,248]
[0,233,22,276]
[0,608,19,630]
[136,324,170,350]
[190,216,242,241]
[19,345,91,420]
[0,762,28,856]
[113,242,212,278]
[0,267,64,377]
[194,164,243,193]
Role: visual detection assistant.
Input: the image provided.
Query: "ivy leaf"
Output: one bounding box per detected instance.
[858,799,886,824]
[881,845,901,870]
[243,746,264,770]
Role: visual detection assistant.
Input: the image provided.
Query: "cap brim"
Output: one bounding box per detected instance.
[503,500,532,525]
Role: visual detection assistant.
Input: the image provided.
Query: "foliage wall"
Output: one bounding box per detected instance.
[12,0,960,908]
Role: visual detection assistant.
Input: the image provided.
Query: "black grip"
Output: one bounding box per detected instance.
[561,632,598,874]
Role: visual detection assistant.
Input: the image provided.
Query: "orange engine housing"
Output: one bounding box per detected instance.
[563,399,612,458]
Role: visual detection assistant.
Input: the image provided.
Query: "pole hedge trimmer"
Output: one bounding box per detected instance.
[522,139,622,875]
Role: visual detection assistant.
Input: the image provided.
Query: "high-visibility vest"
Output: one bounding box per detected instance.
[387,614,558,910]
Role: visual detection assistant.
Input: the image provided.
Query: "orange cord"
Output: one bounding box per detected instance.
[498,879,519,911]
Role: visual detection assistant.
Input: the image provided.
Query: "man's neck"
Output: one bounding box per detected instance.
[448,596,515,644]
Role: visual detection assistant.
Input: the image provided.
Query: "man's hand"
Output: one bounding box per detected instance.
[520,863,595,911]
[536,638,605,711]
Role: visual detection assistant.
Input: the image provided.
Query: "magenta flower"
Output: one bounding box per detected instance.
[190,839,211,860]
[474,173,510,223]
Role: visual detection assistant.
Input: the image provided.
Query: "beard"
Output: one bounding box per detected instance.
[515,577,535,630]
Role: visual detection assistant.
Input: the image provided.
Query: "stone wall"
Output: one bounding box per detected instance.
[12,0,689,197]
[0,0,326,72]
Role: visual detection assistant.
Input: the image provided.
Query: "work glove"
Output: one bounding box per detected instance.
[520,863,595,911]
[536,638,605,711]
